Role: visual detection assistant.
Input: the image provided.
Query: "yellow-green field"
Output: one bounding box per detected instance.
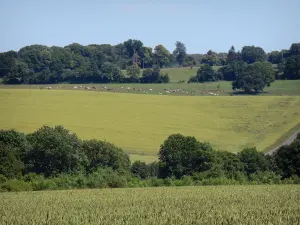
[1,185,299,224]
[1,89,300,162]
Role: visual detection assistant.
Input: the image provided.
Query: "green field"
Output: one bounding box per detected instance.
[1,185,299,224]
[1,89,299,162]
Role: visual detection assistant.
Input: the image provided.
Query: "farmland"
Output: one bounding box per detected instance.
[1,88,300,162]
[1,185,299,224]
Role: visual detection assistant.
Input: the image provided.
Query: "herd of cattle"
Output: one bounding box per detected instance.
[41,85,224,96]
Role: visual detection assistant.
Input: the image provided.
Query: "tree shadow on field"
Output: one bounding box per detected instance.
[231,91,268,96]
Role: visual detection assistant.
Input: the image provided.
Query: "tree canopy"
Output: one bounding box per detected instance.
[232,61,275,93]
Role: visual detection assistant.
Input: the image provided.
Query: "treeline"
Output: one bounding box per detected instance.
[189,43,300,93]
[0,126,299,192]
[0,40,299,85]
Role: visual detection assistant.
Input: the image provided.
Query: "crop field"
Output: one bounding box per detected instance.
[0,185,299,224]
[1,89,300,162]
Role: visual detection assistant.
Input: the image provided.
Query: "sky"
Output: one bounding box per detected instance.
[0,0,299,54]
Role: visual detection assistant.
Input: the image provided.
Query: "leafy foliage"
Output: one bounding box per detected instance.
[188,64,219,82]
[232,61,275,92]
[241,46,267,63]
[83,139,130,172]
[26,126,86,176]
[158,134,215,178]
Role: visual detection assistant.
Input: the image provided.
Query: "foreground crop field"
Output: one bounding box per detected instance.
[0,185,299,224]
[1,89,300,162]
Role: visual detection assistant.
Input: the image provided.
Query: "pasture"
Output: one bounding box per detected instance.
[1,80,300,96]
[1,89,299,162]
[1,185,299,224]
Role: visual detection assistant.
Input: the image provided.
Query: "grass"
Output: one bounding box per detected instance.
[0,185,299,224]
[1,89,299,162]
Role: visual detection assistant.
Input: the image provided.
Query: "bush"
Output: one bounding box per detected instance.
[1,179,32,192]
[249,171,281,184]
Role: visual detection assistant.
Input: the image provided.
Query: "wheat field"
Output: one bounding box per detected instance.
[0,185,299,224]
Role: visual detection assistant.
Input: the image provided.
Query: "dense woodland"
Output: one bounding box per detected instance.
[0,126,299,191]
[0,40,299,92]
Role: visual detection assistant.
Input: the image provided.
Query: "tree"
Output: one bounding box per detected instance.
[273,138,300,178]
[82,139,130,173]
[201,50,219,66]
[140,47,153,68]
[289,43,300,56]
[123,39,144,64]
[215,151,245,178]
[238,147,271,175]
[0,51,18,78]
[227,46,237,63]
[232,61,275,93]
[101,62,123,82]
[158,134,215,178]
[268,51,282,64]
[218,60,247,81]
[0,143,24,178]
[283,56,300,79]
[153,45,170,68]
[26,126,86,176]
[188,64,218,83]
[173,41,187,67]
[241,46,267,64]
[131,161,149,179]
[0,129,31,161]
[183,56,197,68]
[126,63,140,80]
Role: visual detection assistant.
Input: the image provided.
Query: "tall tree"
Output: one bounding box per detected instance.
[173,41,187,67]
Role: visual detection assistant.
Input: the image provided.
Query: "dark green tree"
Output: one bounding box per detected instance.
[283,56,300,79]
[83,139,130,172]
[241,46,267,63]
[189,64,218,83]
[0,143,24,178]
[238,147,271,175]
[218,60,247,81]
[232,62,275,93]
[26,126,86,176]
[273,138,300,178]
[131,160,149,179]
[289,43,300,56]
[158,134,215,178]
[268,51,282,64]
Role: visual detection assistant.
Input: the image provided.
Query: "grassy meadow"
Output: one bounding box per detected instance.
[1,89,300,162]
[1,185,299,224]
